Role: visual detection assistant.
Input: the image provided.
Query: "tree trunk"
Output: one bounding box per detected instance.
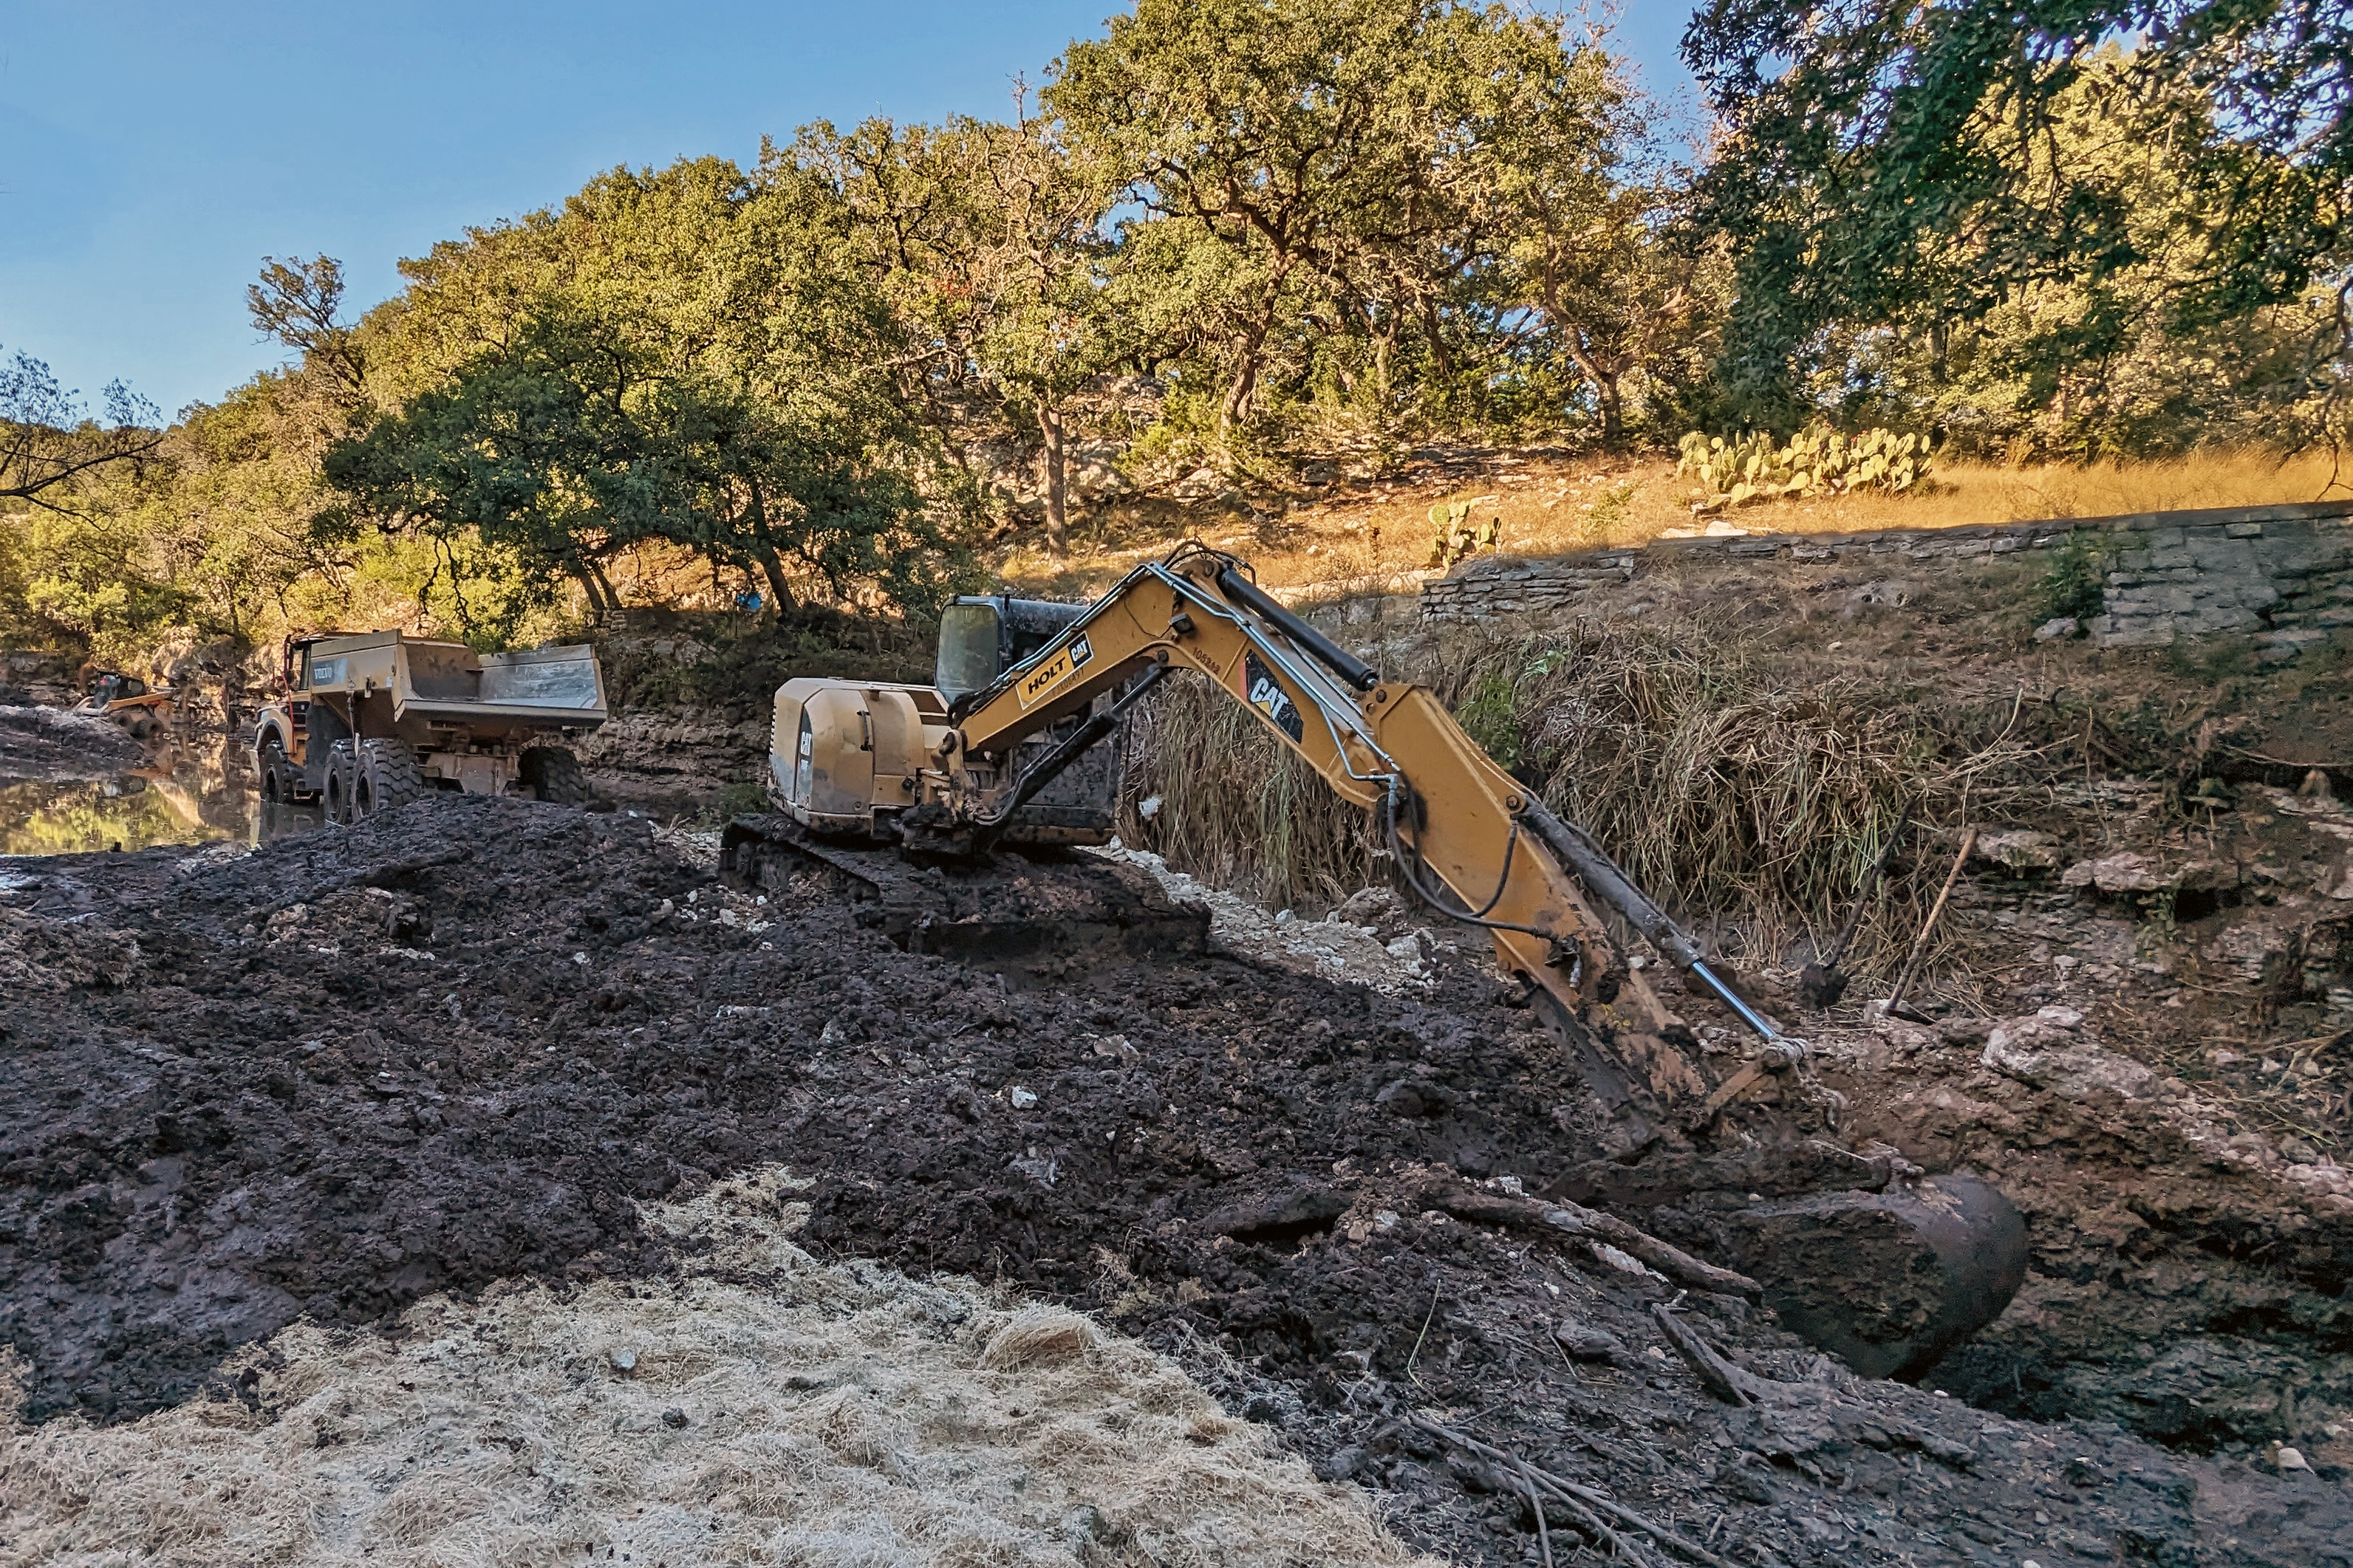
[1040,403,1070,561]
[1541,258,1623,451]
[585,556,623,616]
[1418,296,1455,383]
[743,483,797,612]
[568,561,612,616]
[1593,369,1624,449]
[751,545,795,613]
[1558,324,1624,450]
[1222,311,1276,430]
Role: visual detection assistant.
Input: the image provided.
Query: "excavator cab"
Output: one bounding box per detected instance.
[934,596,1089,707]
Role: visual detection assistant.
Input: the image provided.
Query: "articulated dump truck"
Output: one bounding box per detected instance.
[723,543,2030,1377]
[248,630,607,824]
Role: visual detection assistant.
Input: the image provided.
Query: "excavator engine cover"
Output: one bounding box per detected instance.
[768,680,935,834]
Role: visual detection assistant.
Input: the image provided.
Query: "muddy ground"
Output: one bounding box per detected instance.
[5,795,2350,1567]
[0,706,145,784]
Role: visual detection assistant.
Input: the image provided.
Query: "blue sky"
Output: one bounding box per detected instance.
[0,2,1697,419]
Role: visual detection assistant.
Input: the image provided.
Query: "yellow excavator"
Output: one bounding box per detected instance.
[723,543,2025,1375]
[727,541,1773,1107]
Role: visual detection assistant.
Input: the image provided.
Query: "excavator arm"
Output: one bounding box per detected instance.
[936,545,1793,1109]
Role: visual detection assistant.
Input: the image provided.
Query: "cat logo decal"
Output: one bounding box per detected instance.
[1243,651,1304,743]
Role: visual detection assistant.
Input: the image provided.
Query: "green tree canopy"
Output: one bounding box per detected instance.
[1684,0,2351,431]
[1049,0,1641,443]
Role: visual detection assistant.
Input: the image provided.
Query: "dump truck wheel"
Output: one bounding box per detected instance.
[259,737,290,804]
[519,746,592,806]
[322,740,359,825]
[353,739,426,817]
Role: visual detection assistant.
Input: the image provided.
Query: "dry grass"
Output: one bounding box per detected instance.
[1118,614,2050,988]
[1,1169,1437,1568]
[1000,445,2343,602]
[1115,673,1380,914]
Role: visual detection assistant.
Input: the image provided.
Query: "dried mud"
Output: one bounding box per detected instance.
[4,796,2350,1566]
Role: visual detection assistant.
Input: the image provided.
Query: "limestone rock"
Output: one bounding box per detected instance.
[2060,852,2234,894]
[1974,830,2063,871]
[1981,1022,2154,1102]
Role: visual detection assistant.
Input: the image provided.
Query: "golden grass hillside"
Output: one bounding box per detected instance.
[1000,446,2344,601]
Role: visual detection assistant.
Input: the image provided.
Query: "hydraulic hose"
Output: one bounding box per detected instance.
[1380,781,1556,943]
[971,662,1172,850]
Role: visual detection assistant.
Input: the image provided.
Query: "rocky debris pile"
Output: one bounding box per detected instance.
[573,706,768,808]
[0,651,77,708]
[4,795,2349,1564]
[1096,843,1443,993]
[1812,998,2353,1463]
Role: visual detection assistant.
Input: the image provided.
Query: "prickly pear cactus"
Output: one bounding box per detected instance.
[1429,501,1500,569]
[1677,427,1930,510]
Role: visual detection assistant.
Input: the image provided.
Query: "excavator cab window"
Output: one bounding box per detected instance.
[935,596,1090,705]
[935,603,1003,704]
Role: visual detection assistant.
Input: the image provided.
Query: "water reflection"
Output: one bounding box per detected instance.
[0,719,327,857]
[0,774,233,855]
[252,800,327,845]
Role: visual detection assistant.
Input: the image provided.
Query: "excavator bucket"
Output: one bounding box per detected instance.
[721,813,1208,978]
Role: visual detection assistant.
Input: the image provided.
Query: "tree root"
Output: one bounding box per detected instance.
[1421,1183,1761,1297]
[1407,1411,1733,1568]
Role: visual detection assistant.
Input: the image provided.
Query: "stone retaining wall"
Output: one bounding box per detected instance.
[1405,501,2353,656]
[2095,509,2353,656]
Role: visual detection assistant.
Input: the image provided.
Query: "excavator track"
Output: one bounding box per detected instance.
[720,813,1209,977]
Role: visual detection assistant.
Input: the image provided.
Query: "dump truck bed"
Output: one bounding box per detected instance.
[303,632,607,730]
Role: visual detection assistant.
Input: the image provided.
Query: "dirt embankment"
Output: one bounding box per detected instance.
[6,797,2351,1567]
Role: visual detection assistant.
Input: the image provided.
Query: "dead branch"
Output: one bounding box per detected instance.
[1514,1456,1557,1567]
[1650,1302,1794,1407]
[1424,1185,1761,1297]
[1410,1411,1732,1568]
[1887,827,1976,1007]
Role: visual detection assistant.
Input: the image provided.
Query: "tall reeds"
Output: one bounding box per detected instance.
[1118,616,2047,983]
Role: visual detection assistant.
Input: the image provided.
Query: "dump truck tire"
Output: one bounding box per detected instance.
[519,746,592,805]
[323,739,359,825]
[259,736,292,804]
[354,739,426,817]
